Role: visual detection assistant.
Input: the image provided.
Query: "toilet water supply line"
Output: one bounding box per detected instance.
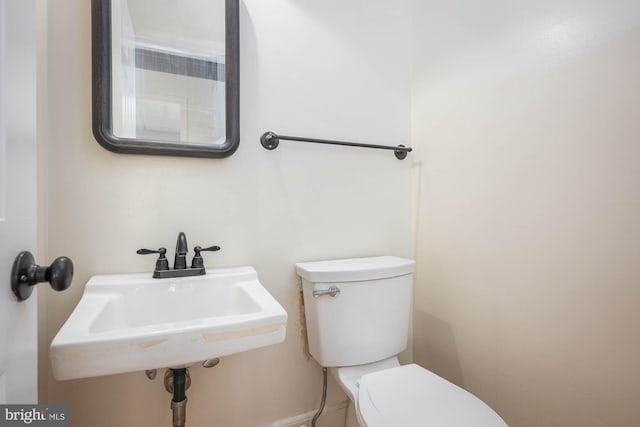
[311,368,328,427]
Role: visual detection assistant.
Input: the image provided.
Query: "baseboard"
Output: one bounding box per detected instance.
[266,400,349,427]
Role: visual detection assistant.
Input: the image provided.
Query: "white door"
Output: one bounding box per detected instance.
[0,0,38,404]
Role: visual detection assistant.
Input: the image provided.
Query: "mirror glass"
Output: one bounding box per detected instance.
[92,0,239,158]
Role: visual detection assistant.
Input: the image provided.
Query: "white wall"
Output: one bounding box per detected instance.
[40,1,412,426]
[412,0,640,425]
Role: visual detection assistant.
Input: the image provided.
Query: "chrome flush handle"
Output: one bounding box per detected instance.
[313,286,341,298]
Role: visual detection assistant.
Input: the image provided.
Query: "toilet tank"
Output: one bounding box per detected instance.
[296,256,415,367]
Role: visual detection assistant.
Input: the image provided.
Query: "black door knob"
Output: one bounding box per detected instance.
[11,251,74,302]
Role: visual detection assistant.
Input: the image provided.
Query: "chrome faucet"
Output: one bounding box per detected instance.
[137,232,221,279]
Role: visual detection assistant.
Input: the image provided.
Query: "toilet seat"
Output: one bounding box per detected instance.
[356,364,507,427]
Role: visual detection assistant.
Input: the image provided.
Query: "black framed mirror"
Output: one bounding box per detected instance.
[92,0,239,158]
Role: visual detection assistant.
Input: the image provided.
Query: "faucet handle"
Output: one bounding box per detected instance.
[191,245,221,269]
[137,247,169,271]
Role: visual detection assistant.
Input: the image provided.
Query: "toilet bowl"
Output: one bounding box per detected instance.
[296,256,507,427]
[333,358,506,427]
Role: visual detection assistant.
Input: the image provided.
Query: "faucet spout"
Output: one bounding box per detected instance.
[139,232,210,278]
[174,232,188,269]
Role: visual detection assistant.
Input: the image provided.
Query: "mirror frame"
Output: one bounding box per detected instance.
[91,0,239,158]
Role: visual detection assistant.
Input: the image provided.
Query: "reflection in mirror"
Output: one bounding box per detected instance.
[92,0,239,158]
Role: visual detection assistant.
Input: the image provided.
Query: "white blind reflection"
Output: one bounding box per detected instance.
[111,0,226,145]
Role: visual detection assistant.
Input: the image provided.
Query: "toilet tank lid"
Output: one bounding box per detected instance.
[295,256,415,283]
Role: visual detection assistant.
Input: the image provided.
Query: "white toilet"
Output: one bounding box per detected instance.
[296,256,507,427]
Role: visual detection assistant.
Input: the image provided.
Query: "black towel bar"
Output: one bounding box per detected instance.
[260,131,412,160]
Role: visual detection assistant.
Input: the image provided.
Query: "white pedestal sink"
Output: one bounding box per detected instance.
[50,267,287,380]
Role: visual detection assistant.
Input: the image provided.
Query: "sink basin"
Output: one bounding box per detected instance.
[50,267,287,380]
